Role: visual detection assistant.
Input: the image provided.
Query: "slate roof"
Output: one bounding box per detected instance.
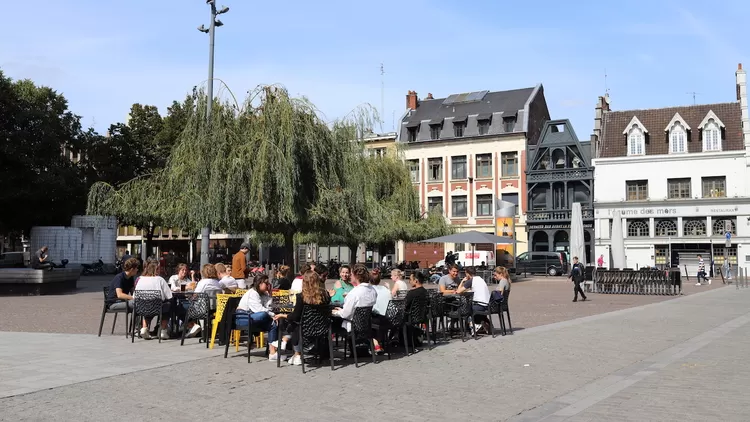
[399,87,537,143]
[599,102,743,158]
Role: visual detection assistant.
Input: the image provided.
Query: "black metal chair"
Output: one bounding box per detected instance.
[98,287,131,338]
[223,297,267,363]
[180,293,211,347]
[500,290,513,334]
[130,290,165,343]
[427,290,448,343]
[341,306,377,368]
[471,298,495,339]
[373,299,408,358]
[446,292,474,342]
[297,304,335,373]
[405,295,430,352]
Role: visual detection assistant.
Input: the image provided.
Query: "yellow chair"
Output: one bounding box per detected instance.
[235,288,248,295]
[209,293,243,349]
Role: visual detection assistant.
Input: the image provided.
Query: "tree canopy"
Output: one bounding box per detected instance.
[87,85,450,264]
[0,70,88,234]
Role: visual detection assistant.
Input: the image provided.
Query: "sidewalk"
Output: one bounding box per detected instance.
[1,286,748,421]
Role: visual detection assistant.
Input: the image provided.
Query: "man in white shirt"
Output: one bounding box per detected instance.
[334,267,377,332]
[457,266,491,335]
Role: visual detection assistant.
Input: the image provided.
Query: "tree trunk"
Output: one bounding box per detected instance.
[283,231,296,273]
[347,243,358,266]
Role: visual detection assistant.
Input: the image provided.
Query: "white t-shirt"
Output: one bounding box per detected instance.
[168,275,190,291]
[290,277,303,292]
[372,285,391,315]
[466,276,490,305]
[219,275,238,290]
[135,276,172,301]
[195,278,223,294]
[394,279,409,292]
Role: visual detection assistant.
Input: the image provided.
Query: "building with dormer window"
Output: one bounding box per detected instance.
[397,87,550,266]
[591,64,750,271]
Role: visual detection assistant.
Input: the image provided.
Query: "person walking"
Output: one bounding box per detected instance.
[597,254,604,268]
[569,256,587,302]
[695,254,711,286]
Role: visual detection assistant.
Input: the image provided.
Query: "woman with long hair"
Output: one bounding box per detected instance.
[237,274,285,361]
[283,270,331,365]
[272,265,292,290]
[492,266,512,294]
[133,261,173,340]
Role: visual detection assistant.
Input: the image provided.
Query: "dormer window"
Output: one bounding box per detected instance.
[429,119,443,140]
[453,116,467,138]
[699,110,725,152]
[477,114,491,135]
[623,116,647,156]
[665,113,690,154]
[406,122,419,142]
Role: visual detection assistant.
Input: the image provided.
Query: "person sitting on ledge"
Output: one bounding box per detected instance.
[31,246,54,270]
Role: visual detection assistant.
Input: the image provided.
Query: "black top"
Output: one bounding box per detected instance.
[273,277,292,290]
[287,290,331,324]
[570,263,585,283]
[405,286,427,311]
[106,272,135,304]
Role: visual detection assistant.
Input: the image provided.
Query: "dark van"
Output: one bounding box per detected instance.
[514,251,568,276]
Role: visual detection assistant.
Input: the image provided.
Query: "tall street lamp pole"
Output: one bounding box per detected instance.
[198,0,229,266]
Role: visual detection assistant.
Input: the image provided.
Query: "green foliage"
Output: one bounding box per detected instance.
[87,84,451,258]
[0,70,88,233]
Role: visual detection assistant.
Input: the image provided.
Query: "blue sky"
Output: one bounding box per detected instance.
[1,0,748,137]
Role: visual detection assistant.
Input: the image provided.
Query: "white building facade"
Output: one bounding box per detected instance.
[592,64,750,273]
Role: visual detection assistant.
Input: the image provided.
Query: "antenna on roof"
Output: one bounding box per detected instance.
[686,92,701,105]
[604,68,610,96]
[380,63,385,132]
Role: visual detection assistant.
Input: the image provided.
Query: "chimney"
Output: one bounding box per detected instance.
[426,93,434,100]
[406,90,419,110]
[592,95,610,141]
[737,63,750,146]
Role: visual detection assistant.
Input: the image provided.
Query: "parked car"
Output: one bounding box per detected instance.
[514,251,569,276]
[0,251,27,268]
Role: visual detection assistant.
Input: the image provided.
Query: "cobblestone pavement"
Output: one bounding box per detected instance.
[0,274,723,334]
[1,285,747,421]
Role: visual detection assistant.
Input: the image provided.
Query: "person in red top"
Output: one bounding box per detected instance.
[231,243,251,288]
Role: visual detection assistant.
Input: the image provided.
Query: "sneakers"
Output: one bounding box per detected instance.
[708,279,712,285]
[695,282,702,286]
[187,324,201,338]
[268,352,286,361]
[140,327,151,340]
[160,329,170,340]
[288,355,302,366]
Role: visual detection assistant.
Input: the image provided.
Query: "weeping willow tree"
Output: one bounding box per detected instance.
[89,85,376,265]
[299,154,453,264]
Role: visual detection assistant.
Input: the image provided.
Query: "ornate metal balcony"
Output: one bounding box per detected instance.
[526,169,593,182]
[526,207,594,222]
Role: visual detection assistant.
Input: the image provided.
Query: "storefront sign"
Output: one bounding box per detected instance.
[529,224,593,230]
[600,205,744,218]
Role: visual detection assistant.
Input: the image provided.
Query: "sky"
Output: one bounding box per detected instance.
[1,0,748,137]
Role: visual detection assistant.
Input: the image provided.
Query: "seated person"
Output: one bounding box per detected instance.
[272,265,293,290]
[134,261,173,340]
[405,271,428,313]
[106,258,140,311]
[371,272,392,354]
[456,266,491,334]
[329,265,354,304]
[194,264,224,295]
[168,263,195,292]
[215,263,238,292]
[290,264,311,292]
[280,270,331,366]
[390,269,409,298]
[237,275,285,361]
[314,263,329,286]
[333,264,377,332]
[438,264,460,295]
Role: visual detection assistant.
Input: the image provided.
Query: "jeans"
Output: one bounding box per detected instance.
[472,304,488,324]
[235,311,278,343]
[109,300,133,311]
[573,281,587,300]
